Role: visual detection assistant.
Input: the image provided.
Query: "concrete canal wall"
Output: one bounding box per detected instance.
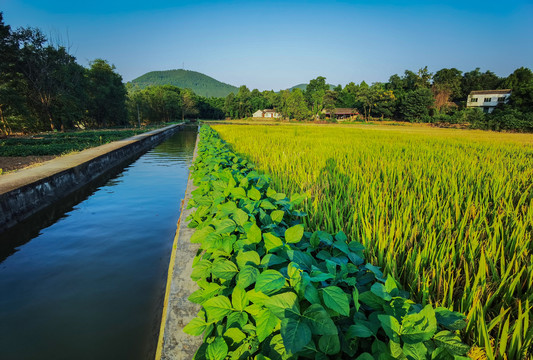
[156,134,202,360]
[0,124,184,233]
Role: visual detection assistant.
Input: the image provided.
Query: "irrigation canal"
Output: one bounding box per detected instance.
[0,128,197,360]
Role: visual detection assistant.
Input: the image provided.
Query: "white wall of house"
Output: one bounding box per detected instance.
[265,112,282,118]
[252,110,282,118]
[467,92,511,113]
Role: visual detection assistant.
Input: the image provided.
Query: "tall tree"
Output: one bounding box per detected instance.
[461,68,502,99]
[51,58,87,130]
[250,88,269,113]
[399,88,435,122]
[285,88,309,120]
[15,27,84,131]
[370,84,396,119]
[224,92,237,119]
[86,59,127,127]
[323,89,338,117]
[356,81,372,120]
[236,85,251,118]
[337,82,358,108]
[502,67,533,111]
[0,12,25,134]
[386,74,404,91]
[415,66,432,89]
[263,90,281,111]
[181,88,198,120]
[305,76,329,117]
[433,68,462,101]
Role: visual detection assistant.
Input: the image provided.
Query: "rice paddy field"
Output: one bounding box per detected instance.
[212,123,533,360]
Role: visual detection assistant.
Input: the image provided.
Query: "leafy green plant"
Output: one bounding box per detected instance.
[214,124,533,359]
[0,129,146,156]
[183,126,470,360]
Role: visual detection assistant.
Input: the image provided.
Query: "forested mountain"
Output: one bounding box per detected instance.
[129,69,238,98]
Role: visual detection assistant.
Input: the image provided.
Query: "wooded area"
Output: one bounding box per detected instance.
[0,13,128,134]
[1,12,532,134]
[221,68,533,131]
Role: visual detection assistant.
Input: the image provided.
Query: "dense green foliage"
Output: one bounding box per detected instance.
[219,67,533,132]
[0,13,128,134]
[183,126,470,360]
[126,84,225,124]
[1,11,531,133]
[129,69,238,98]
[289,84,336,92]
[215,124,533,360]
[0,129,146,156]
[398,88,434,122]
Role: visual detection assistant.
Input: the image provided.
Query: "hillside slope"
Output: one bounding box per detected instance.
[129,69,238,98]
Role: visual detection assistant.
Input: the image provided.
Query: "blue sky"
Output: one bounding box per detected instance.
[2,0,532,91]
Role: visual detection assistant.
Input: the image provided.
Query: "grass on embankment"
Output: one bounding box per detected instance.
[213,123,533,360]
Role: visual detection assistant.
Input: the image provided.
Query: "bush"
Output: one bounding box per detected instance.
[470,106,533,132]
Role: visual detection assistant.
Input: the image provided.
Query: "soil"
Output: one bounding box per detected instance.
[0,155,57,173]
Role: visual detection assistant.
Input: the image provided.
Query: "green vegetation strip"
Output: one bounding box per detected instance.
[0,130,147,157]
[214,124,533,360]
[182,126,469,360]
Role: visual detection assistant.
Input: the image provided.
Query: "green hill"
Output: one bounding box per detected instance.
[289,83,337,91]
[129,69,238,98]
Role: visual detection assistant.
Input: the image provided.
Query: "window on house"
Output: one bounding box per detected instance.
[484,97,492,102]
[470,98,478,103]
[498,97,506,102]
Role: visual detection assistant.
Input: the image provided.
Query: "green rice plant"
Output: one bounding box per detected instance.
[213,124,533,359]
[184,126,470,359]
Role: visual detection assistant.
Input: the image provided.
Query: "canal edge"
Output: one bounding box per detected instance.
[156,132,202,360]
[0,123,184,234]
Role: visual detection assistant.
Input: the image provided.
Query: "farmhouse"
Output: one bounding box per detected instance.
[322,108,359,120]
[467,89,511,113]
[252,109,282,118]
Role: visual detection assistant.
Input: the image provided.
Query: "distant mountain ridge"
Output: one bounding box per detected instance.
[129,69,238,98]
[129,69,337,97]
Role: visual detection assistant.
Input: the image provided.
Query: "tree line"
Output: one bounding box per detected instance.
[1,12,532,134]
[0,13,128,135]
[221,66,533,131]
[125,84,224,126]
[0,13,224,135]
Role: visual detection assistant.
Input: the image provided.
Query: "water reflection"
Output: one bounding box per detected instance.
[0,127,197,360]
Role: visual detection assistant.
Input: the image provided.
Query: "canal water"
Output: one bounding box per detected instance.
[0,128,197,360]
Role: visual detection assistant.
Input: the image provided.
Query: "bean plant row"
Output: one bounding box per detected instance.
[183,126,469,360]
[212,124,533,360]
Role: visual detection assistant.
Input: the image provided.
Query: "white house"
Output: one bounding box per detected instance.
[252,109,282,118]
[467,89,511,113]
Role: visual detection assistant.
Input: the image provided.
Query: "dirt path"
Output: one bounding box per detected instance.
[0,156,57,173]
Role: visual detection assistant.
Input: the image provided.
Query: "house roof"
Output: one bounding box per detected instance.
[469,89,512,95]
[263,109,278,113]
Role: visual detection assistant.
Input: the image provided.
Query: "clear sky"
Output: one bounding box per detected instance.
[2,0,532,91]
